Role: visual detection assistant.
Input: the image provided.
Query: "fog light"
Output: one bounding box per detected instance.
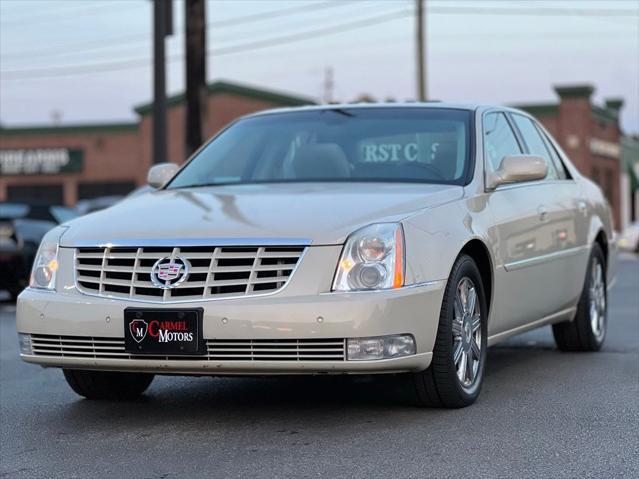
[347,334,415,361]
[18,333,32,355]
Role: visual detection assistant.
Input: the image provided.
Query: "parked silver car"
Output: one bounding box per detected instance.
[17,104,616,407]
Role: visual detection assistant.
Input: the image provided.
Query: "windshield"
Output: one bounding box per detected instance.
[168,108,472,189]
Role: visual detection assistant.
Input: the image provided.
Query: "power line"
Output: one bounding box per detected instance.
[1,1,143,28]
[428,5,639,17]
[3,2,636,62]
[2,3,637,79]
[1,9,413,81]
[0,0,356,61]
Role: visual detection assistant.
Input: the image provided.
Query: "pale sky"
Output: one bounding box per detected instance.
[1,0,638,133]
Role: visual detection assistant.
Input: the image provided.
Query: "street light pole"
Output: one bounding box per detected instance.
[152,0,172,165]
[416,0,426,102]
[185,0,207,159]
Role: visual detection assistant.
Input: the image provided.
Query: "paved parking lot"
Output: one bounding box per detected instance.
[1,255,637,478]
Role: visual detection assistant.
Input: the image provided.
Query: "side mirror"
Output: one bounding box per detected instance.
[147,162,179,189]
[486,155,548,190]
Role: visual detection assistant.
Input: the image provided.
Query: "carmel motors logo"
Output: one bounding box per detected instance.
[129,319,194,343]
[150,256,189,289]
[129,319,148,343]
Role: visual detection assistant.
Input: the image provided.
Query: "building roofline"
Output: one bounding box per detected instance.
[0,122,138,137]
[510,103,559,117]
[133,79,316,116]
[592,105,619,125]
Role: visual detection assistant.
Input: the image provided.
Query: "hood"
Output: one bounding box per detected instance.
[61,183,462,247]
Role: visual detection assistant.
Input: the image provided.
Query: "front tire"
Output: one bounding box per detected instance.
[552,243,607,352]
[63,369,154,400]
[413,254,488,408]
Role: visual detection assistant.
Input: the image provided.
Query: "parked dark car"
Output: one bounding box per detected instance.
[0,203,77,300]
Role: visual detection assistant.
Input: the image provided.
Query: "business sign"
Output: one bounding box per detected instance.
[589,139,620,160]
[0,148,83,176]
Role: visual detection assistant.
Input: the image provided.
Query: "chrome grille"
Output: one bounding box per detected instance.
[30,335,346,361]
[74,245,305,301]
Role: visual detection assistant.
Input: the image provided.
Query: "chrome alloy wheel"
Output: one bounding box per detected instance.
[589,258,606,339]
[452,277,482,388]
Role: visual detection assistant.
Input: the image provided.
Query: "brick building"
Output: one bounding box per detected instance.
[515,84,625,228]
[0,81,313,205]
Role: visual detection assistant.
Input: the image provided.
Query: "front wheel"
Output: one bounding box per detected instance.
[552,243,607,352]
[63,369,154,400]
[413,254,488,408]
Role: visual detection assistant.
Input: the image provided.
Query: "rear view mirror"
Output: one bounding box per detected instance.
[486,155,548,190]
[147,163,179,189]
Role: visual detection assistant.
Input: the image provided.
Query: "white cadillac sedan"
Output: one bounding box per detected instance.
[17,104,617,408]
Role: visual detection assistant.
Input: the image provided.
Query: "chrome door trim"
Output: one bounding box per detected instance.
[503,245,589,272]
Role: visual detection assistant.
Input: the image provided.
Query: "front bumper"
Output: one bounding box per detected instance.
[17,279,446,375]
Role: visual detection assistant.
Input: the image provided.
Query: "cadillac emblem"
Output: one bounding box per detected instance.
[150,256,189,289]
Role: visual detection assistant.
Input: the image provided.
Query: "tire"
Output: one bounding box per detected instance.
[63,369,154,400]
[552,243,607,352]
[413,254,488,408]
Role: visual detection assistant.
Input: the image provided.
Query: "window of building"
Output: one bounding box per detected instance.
[604,168,614,204]
[77,181,136,200]
[483,112,522,172]
[7,184,64,205]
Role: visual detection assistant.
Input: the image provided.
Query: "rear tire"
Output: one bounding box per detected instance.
[413,254,488,408]
[552,243,607,352]
[63,369,154,400]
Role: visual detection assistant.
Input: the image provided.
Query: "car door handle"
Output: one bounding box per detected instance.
[577,200,587,215]
[537,205,548,221]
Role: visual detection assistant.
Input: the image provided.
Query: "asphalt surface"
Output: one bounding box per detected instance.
[1,256,638,479]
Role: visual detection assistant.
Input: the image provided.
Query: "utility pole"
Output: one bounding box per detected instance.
[416,0,426,101]
[152,0,173,165]
[185,0,207,158]
[323,66,334,104]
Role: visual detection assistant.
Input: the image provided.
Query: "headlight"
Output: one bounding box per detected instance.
[333,223,405,291]
[29,226,67,291]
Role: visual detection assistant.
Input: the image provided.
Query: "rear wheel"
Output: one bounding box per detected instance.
[552,243,607,352]
[63,369,154,400]
[413,254,488,408]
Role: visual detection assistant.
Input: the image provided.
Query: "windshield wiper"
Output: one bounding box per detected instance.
[323,108,355,117]
[169,182,236,189]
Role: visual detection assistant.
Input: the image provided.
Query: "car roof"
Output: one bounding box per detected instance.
[242,102,526,119]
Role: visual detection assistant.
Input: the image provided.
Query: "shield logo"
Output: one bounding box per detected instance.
[150,256,190,289]
[129,319,148,343]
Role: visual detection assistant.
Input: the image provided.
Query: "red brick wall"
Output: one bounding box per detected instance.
[0,130,141,205]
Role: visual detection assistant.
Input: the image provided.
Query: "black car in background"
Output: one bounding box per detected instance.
[0,203,77,300]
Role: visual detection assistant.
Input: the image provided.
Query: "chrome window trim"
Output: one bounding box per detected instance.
[65,237,313,248]
[491,178,577,192]
[72,246,309,304]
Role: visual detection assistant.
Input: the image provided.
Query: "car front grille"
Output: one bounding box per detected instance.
[29,335,346,361]
[74,245,305,302]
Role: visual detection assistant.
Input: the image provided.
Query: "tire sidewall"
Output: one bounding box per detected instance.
[440,256,488,402]
[583,244,607,348]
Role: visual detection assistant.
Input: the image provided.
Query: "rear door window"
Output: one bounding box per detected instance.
[510,114,558,180]
[535,124,570,180]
